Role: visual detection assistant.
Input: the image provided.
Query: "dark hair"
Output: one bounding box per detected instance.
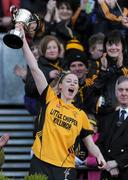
[29,39,40,49]
[57,0,73,10]
[66,49,88,68]
[103,30,126,53]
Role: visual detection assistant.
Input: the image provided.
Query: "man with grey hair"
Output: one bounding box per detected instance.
[97,75,128,179]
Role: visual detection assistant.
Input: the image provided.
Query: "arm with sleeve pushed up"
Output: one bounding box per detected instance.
[83,135,106,168]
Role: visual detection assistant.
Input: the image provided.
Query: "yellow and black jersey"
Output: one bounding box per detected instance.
[99,1,128,22]
[88,59,101,78]
[73,74,98,114]
[32,86,93,168]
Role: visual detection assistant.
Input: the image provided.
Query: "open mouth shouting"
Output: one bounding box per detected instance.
[68,88,74,96]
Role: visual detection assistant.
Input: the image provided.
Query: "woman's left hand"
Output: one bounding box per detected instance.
[117,52,123,68]
[97,154,106,169]
[122,16,128,28]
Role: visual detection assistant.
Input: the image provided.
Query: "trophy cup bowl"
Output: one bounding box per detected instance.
[3,7,39,49]
[3,29,23,49]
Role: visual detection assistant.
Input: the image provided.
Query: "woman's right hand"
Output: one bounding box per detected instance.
[46,0,56,14]
[13,64,27,81]
[15,23,26,44]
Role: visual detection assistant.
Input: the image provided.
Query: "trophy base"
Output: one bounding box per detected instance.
[3,34,23,49]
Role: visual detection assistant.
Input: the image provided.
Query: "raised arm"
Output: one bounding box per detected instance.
[18,24,48,95]
[44,0,56,22]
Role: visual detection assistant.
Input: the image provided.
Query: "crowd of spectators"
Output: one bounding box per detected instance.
[1,0,128,179]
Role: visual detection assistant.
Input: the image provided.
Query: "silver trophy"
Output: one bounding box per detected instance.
[3,6,40,49]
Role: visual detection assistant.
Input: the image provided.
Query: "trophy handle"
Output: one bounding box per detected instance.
[10,5,18,21]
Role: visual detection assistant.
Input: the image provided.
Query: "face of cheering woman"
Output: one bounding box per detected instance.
[58,73,79,103]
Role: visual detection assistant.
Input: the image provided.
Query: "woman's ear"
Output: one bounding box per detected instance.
[58,83,62,91]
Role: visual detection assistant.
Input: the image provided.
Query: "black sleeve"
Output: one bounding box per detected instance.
[25,66,39,98]
[80,128,93,139]
[40,85,49,105]
[55,21,74,44]
[24,60,52,98]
